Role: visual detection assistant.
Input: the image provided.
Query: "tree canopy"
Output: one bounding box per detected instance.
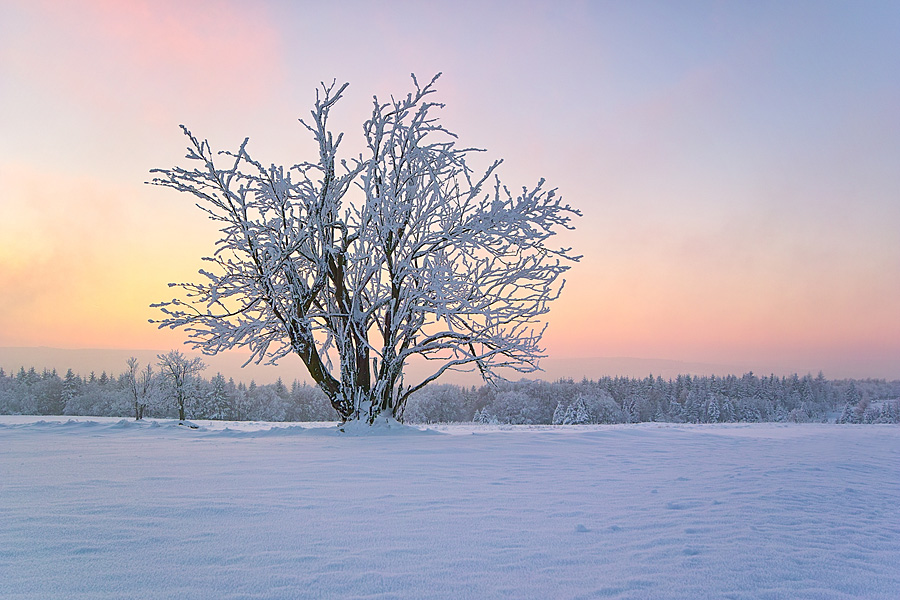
[150,74,580,423]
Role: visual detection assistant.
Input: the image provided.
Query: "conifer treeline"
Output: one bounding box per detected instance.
[0,366,332,422]
[1,365,898,424]
[451,373,900,425]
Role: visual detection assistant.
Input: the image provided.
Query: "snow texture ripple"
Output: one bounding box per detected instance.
[1,418,898,599]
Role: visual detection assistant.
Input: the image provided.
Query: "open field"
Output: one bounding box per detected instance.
[1,417,898,599]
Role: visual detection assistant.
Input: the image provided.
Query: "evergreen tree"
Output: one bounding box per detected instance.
[838,402,855,424]
[569,396,590,424]
[706,394,720,423]
[552,401,565,425]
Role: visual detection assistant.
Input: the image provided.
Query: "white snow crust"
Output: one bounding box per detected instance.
[1,417,898,599]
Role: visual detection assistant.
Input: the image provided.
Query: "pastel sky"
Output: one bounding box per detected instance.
[1,0,898,379]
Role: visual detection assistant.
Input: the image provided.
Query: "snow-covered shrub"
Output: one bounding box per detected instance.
[551,390,623,424]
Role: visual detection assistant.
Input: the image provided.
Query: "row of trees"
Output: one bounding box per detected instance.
[1,360,898,424]
[460,373,900,425]
[0,352,333,422]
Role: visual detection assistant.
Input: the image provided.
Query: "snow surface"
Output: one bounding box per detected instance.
[1,417,898,599]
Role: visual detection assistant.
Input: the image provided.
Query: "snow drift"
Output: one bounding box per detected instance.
[1,417,898,599]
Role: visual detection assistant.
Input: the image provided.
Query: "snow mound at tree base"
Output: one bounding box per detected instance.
[337,413,436,436]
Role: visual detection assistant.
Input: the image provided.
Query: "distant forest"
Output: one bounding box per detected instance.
[1,364,899,425]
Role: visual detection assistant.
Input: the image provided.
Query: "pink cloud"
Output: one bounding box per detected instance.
[8,0,286,116]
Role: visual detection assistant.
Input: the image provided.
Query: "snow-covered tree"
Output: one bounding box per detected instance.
[566,396,591,424]
[150,74,579,423]
[61,368,81,413]
[246,384,288,422]
[706,393,721,423]
[837,401,856,424]
[157,350,206,421]
[551,401,566,425]
[125,357,154,420]
[877,400,900,424]
[203,373,231,420]
[404,384,473,423]
[550,388,621,424]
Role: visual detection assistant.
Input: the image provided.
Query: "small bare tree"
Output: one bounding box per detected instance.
[150,74,579,423]
[125,357,154,420]
[156,350,206,422]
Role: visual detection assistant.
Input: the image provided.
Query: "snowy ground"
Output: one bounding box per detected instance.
[1,417,898,599]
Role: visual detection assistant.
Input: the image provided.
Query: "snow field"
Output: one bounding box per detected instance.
[1,418,898,599]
